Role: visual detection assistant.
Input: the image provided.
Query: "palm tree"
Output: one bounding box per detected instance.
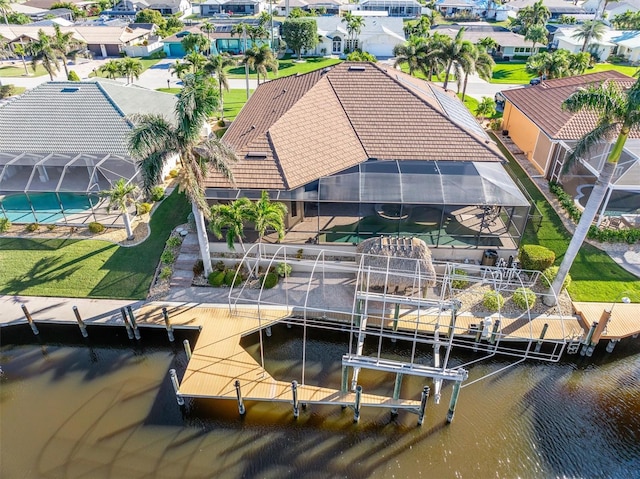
[247,191,287,248]
[460,45,494,101]
[181,33,210,55]
[200,22,215,53]
[243,45,278,84]
[30,29,60,81]
[525,24,548,53]
[184,51,206,74]
[545,78,640,305]
[437,28,475,91]
[393,36,430,78]
[572,20,607,52]
[519,0,551,34]
[209,197,253,252]
[100,178,137,239]
[51,24,82,78]
[476,36,498,54]
[119,57,143,84]
[0,0,11,25]
[12,43,30,76]
[170,60,190,79]
[342,13,365,51]
[99,59,121,79]
[475,96,495,122]
[128,73,236,276]
[204,53,236,120]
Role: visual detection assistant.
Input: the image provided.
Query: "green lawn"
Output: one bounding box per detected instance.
[0,63,49,78]
[155,88,250,121]
[90,58,162,78]
[489,132,640,302]
[226,56,342,80]
[589,63,639,77]
[491,62,535,84]
[0,190,190,299]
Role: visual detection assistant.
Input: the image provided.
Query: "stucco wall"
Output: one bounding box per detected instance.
[502,102,540,162]
[532,131,553,175]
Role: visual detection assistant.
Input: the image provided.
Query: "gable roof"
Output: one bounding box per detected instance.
[0,81,177,156]
[210,62,504,191]
[501,70,636,140]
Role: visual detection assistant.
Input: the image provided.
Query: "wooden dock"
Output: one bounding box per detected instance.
[573,301,640,340]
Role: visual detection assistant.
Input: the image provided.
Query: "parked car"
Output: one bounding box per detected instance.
[529,75,547,85]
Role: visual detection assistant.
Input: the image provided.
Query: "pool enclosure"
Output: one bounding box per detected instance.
[0,151,140,225]
[207,160,532,250]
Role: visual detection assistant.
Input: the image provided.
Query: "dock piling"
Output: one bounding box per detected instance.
[446,381,461,423]
[169,369,184,406]
[489,319,500,345]
[235,380,246,415]
[580,321,598,357]
[265,326,272,337]
[353,385,363,423]
[183,339,192,360]
[292,380,299,418]
[535,323,549,353]
[126,306,141,340]
[162,307,174,342]
[391,303,400,343]
[72,306,88,338]
[606,339,619,353]
[120,307,134,339]
[21,304,39,335]
[417,386,430,426]
[391,373,403,416]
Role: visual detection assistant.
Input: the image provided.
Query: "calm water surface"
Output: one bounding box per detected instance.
[1,325,639,479]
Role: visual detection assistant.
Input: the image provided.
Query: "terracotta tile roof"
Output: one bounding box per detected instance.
[209,62,504,191]
[501,70,637,140]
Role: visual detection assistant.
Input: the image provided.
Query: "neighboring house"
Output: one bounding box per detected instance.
[434,25,537,60]
[201,0,265,16]
[437,0,482,18]
[206,62,531,258]
[9,3,74,22]
[500,71,640,216]
[357,0,422,18]
[506,0,586,20]
[29,17,76,27]
[275,0,345,16]
[23,0,96,12]
[552,26,616,60]
[583,0,640,21]
[109,0,192,16]
[312,16,406,57]
[0,80,179,226]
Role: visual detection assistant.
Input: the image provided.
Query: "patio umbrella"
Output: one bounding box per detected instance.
[356,236,436,291]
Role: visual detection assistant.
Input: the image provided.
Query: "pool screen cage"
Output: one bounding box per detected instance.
[0,151,141,226]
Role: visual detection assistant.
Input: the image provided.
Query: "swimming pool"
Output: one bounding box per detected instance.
[0,192,98,224]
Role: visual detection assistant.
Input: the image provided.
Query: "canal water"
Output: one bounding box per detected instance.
[1,324,639,479]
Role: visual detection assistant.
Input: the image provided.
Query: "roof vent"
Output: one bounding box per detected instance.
[321,67,332,75]
[61,87,79,93]
[246,152,268,160]
[348,65,366,71]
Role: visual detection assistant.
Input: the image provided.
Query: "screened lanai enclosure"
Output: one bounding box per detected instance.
[207,160,531,250]
[0,151,140,226]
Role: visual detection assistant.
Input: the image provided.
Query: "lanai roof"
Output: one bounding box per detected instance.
[210,62,505,191]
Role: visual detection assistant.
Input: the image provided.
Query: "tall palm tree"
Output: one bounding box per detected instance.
[204,53,236,120]
[170,60,190,80]
[100,178,137,239]
[393,36,430,78]
[12,43,30,76]
[30,29,60,81]
[519,0,551,34]
[128,73,236,276]
[200,22,215,53]
[545,79,640,305]
[119,57,143,84]
[99,59,122,79]
[460,45,494,101]
[475,96,495,122]
[0,0,11,25]
[184,51,206,74]
[243,45,278,84]
[247,191,287,247]
[181,33,210,55]
[209,197,253,252]
[437,28,474,91]
[525,24,548,53]
[51,24,82,78]
[476,36,498,54]
[342,13,365,51]
[572,20,607,52]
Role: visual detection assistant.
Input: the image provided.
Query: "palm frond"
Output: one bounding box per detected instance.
[564,121,617,172]
[128,114,177,159]
[137,150,173,195]
[195,137,237,183]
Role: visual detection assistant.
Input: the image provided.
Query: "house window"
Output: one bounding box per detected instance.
[291,201,298,217]
[332,36,342,54]
[345,39,359,52]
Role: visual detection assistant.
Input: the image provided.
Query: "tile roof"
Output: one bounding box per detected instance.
[501,70,637,140]
[0,25,148,45]
[0,81,177,156]
[210,62,504,191]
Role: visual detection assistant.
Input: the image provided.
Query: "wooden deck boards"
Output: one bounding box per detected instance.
[573,301,640,340]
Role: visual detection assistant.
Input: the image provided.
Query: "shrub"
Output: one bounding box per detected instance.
[296,248,304,259]
[160,266,172,280]
[224,269,241,286]
[489,118,503,131]
[150,186,165,202]
[0,84,16,99]
[276,262,292,277]
[46,224,56,231]
[262,272,279,289]
[137,202,152,215]
[513,287,537,310]
[519,244,555,271]
[26,222,40,232]
[587,224,640,244]
[161,250,176,264]
[541,266,571,291]
[169,169,179,178]
[166,236,182,248]
[208,270,226,286]
[0,218,11,233]
[88,222,104,234]
[548,181,582,222]
[67,70,80,81]
[483,291,505,312]
[451,269,469,289]
[193,259,204,276]
[217,119,225,127]
[146,50,167,59]
[187,212,196,231]
[215,260,226,271]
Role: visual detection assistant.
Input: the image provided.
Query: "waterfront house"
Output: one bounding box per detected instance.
[207,62,531,258]
[434,25,537,60]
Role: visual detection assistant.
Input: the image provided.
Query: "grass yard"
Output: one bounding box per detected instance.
[589,63,639,77]
[90,58,162,78]
[489,132,640,302]
[491,62,535,84]
[154,88,250,121]
[226,56,342,80]
[0,63,49,78]
[0,190,191,299]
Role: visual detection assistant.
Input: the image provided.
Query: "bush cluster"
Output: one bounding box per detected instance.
[0,218,11,233]
[26,222,40,232]
[193,259,204,276]
[587,224,640,244]
[541,265,571,291]
[0,85,16,99]
[451,269,469,289]
[549,181,582,222]
[46,224,56,231]
[88,222,104,234]
[166,236,182,248]
[150,186,165,202]
[208,270,225,286]
[513,287,537,310]
[519,244,555,271]
[137,202,152,215]
[483,291,504,312]
[224,269,242,286]
[169,169,179,178]
[160,266,172,280]
[262,272,279,289]
[160,250,176,264]
[276,262,292,277]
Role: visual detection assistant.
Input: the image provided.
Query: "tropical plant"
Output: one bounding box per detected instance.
[204,53,236,120]
[393,36,431,77]
[184,51,206,74]
[209,197,253,252]
[67,70,80,81]
[281,18,318,60]
[246,191,287,247]
[30,29,60,81]
[170,60,190,79]
[346,50,376,62]
[51,24,83,78]
[12,43,30,76]
[200,22,215,50]
[0,217,11,233]
[404,15,431,37]
[476,36,498,53]
[460,44,494,101]
[0,0,11,25]
[99,59,122,79]
[100,178,138,239]
[342,12,365,51]
[119,57,143,84]
[181,33,210,55]
[524,24,548,53]
[517,0,551,35]
[545,78,640,304]
[435,28,475,91]
[475,97,496,121]
[128,73,236,276]
[572,20,607,52]
[243,44,278,84]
